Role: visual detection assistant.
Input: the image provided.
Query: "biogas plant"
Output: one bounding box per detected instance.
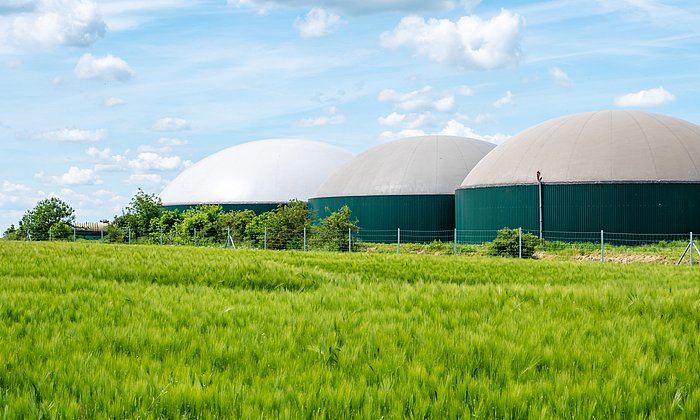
[160,110,700,242]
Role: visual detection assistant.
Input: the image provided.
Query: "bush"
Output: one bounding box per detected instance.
[311,206,358,251]
[49,222,72,240]
[488,228,540,258]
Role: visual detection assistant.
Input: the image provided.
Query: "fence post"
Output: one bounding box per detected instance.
[691,232,694,266]
[518,227,522,259]
[348,228,352,252]
[73,226,76,242]
[100,228,104,242]
[226,226,230,249]
[194,228,197,246]
[453,228,457,256]
[397,228,401,254]
[128,227,131,244]
[49,231,52,241]
[27,230,31,241]
[264,226,267,250]
[601,230,605,263]
[303,227,307,252]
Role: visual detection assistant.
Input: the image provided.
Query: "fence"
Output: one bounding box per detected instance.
[19,226,700,265]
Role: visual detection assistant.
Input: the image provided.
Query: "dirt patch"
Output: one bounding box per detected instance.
[574,253,668,264]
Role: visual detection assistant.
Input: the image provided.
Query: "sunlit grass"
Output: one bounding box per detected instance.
[1,241,699,417]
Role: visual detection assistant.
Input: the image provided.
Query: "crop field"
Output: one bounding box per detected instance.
[1,242,699,417]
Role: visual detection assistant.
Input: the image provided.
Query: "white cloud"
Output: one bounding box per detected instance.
[157,137,188,147]
[458,85,475,96]
[230,0,481,15]
[378,119,509,144]
[295,8,342,38]
[378,86,455,113]
[378,112,406,126]
[493,90,513,108]
[613,86,675,107]
[85,147,112,160]
[127,173,164,187]
[1,0,106,47]
[34,128,105,142]
[550,66,572,87]
[51,166,102,186]
[456,112,492,124]
[404,113,436,130]
[152,117,191,132]
[380,9,522,70]
[434,96,455,112]
[2,180,31,193]
[438,120,510,143]
[103,97,126,107]
[298,106,346,127]
[128,152,185,171]
[75,53,134,82]
[97,1,193,31]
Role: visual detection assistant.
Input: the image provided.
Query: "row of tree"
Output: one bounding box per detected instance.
[106,190,357,250]
[2,190,358,251]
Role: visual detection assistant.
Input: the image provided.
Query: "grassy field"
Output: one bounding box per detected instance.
[1,242,699,417]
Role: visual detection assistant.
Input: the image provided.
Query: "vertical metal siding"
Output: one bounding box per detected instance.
[456,183,700,241]
[309,195,456,242]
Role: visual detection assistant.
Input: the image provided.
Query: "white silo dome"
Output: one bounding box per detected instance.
[462,110,700,187]
[314,135,496,197]
[160,139,354,206]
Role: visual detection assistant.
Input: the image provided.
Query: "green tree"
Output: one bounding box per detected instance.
[125,189,162,238]
[107,190,162,243]
[244,211,274,247]
[266,200,311,249]
[219,210,256,242]
[16,198,75,241]
[178,205,224,244]
[49,222,72,240]
[2,224,18,240]
[488,228,540,258]
[148,210,182,244]
[312,206,358,251]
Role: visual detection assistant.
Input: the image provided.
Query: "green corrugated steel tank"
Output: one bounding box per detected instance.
[309,135,495,242]
[456,110,700,241]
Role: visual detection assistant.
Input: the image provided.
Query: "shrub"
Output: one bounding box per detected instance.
[49,222,72,240]
[488,228,539,258]
[311,206,358,251]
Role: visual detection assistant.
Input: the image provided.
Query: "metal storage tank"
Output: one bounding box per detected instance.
[160,139,354,213]
[309,135,496,242]
[456,110,700,240]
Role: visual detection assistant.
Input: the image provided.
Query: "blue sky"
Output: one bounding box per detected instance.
[1,0,699,232]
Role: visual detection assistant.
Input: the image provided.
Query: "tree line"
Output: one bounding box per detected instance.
[2,190,358,251]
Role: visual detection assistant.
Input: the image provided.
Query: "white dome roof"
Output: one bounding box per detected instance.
[161,139,354,205]
[314,135,495,197]
[463,111,700,187]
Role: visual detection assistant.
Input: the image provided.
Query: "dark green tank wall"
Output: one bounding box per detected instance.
[162,203,280,214]
[456,182,700,241]
[309,194,455,243]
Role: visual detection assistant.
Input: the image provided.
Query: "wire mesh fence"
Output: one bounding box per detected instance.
[13,225,700,265]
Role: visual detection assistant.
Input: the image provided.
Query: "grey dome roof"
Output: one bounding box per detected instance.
[462,111,700,187]
[314,135,495,197]
[161,139,354,205]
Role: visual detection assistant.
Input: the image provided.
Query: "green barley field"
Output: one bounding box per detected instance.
[1,242,699,418]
